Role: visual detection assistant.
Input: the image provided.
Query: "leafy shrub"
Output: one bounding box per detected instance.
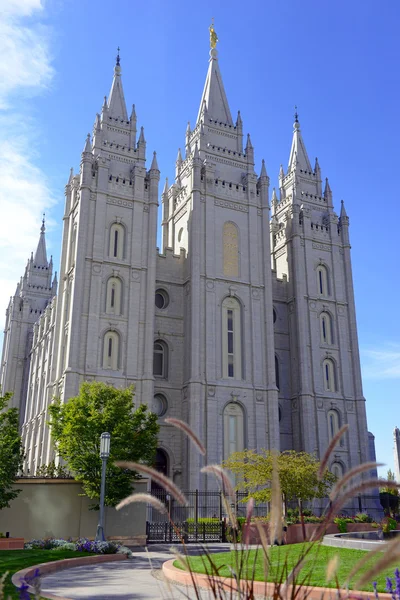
[334,517,348,533]
[354,512,373,523]
[382,517,397,534]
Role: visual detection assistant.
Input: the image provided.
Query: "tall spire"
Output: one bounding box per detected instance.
[107,47,128,121]
[287,107,312,172]
[196,22,233,125]
[33,214,48,267]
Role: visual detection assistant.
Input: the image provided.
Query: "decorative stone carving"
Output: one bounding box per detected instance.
[207,386,215,397]
[312,242,331,252]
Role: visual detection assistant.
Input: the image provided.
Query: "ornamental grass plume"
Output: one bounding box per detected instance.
[116,492,167,514]
[115,461,188,506]
[164,418,206,456]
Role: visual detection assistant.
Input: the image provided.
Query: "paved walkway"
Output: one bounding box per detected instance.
[41,544,232,599]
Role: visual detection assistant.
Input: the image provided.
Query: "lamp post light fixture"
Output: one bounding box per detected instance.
[95,432,111,542]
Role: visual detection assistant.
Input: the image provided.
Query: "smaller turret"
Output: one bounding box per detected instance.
[245,133,254,169]
[185,122,191,157]
[137,126,146,160]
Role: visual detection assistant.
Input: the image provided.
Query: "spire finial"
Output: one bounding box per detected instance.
[116,46,120,67]
[209,18,218,50]
[41,213,45,233]
[294,105,300,130]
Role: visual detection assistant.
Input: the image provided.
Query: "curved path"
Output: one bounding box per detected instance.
[40,544,232,600]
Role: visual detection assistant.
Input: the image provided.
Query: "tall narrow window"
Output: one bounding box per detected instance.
[323,358,336,392]
[316,265,329,296]
[153,340,168,379]
[223,222,239,277]
[320,312,333,344]
[103,331,120,370]
[106,277,122,315]
[223,403,244,461]
[109,223,125,260]
[222,297,242,379]
[327,409,340,441]
[275,355,280,391]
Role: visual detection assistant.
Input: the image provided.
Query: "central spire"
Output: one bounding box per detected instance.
[33,214,48,267]
[287,108,312,172]
[196,22,233,125]
[107,47,128,121]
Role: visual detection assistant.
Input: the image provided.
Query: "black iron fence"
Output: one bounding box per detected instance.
[146,489,269,523]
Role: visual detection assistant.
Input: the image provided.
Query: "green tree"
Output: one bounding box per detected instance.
[48,382,159,508]
[380,469,399,517]
[0,392,24,509]
[223,449,336,514]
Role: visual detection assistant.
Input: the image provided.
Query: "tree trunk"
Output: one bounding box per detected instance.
[298,498,306,541]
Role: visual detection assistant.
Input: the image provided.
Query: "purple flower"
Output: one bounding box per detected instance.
[373,581,378,600]
[394,568,400,599]
[387,577,396,600]
[18,581,30,600]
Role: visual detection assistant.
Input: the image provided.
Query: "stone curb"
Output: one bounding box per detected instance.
[12,553,128,600]
[162,559,393,600]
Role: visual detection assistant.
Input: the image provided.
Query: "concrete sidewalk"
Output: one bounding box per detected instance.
[40,544,232,599]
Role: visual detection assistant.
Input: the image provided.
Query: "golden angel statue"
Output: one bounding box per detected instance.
[209,21,218,49]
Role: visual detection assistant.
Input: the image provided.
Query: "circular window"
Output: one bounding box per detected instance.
[155,289,169,309]
[178,227,184,243]
[273,308,277,323]
[152,394,167,417]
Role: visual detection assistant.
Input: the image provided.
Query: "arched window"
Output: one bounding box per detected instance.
[320,312,333,345]
[323,358,336,392]
[275,355,280,391]
[109,223,125,260]
[223,403,244,461]
[223,222,239,277]
[331,462,344,479]
[106,277,122,315]
[222,297,242,379]
[153,340,168,379]
[316,264,329,296]
[327,409,340,441]
[103,331,120,370]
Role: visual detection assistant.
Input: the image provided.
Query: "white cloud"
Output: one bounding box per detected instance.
[0,1,55,320]
[361,345,400,380]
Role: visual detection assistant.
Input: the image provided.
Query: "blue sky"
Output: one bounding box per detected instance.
[0,0,399,475]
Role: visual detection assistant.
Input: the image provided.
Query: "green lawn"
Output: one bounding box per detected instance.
[175,543,398,593]
[0,549,94,599]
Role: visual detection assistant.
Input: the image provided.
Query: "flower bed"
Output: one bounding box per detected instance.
[24,537,132,556]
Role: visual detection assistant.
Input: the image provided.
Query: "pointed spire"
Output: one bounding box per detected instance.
[314,157,320,174]
[107,48,128,120]
[67,167,74,185]
[196,38,233,125]
[130,104,136,122]
[94,113,101,131]
[260,159,268,178]
[138,126,145,145]
[340,199,348,218]
[193,142,200,160]
[245,133,253,150]
[52,271,58,294]
[271,187,278,205]
[34,215,48,267]
[279,164,285,179]
[83,133,91,154]
[162,177,169,195]
[236,110,242,128]
[150,151,159,171]
[176,148,183,165]
[287,108,312,172]
[186,121,191,136]
[102,95,108,112]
